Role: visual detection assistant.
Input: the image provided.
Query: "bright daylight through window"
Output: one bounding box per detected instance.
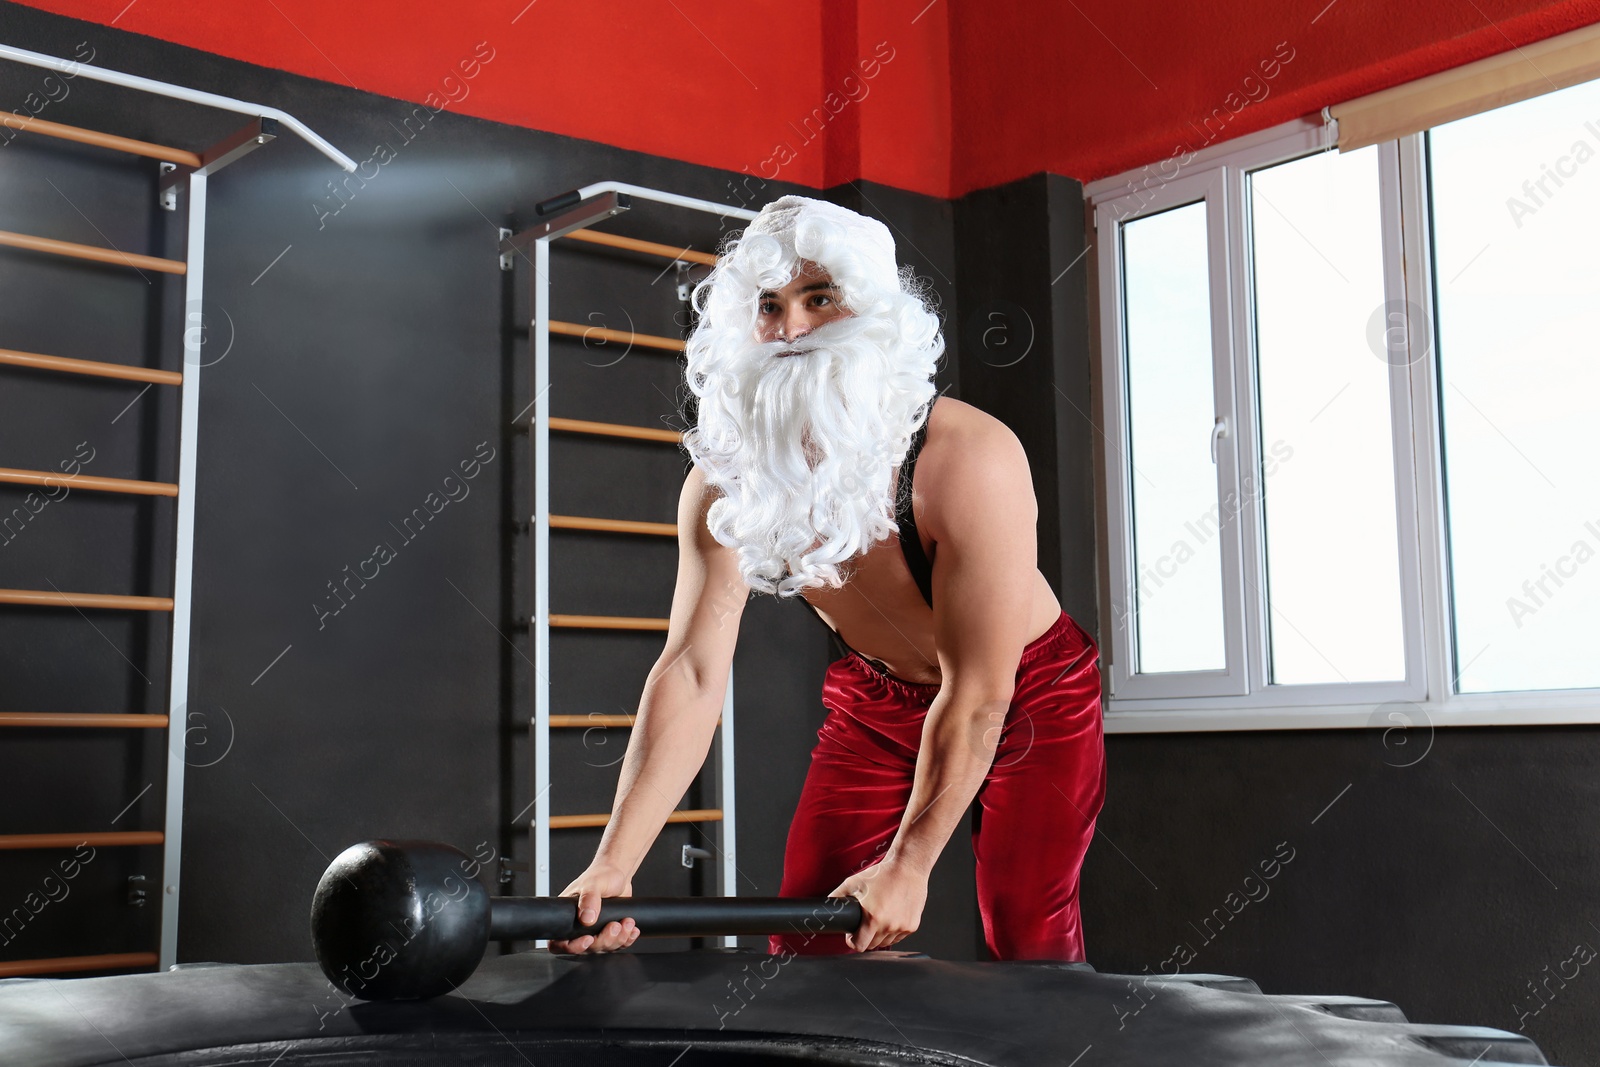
[1095,71,1600,724]
[1428,78,1600,694]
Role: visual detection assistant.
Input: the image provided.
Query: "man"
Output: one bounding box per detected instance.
[550,196,1105,960]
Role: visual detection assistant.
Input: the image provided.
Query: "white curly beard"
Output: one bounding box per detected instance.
[683,315,935,597]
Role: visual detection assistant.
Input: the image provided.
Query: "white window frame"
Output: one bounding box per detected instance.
[1099,166,1250,699]
[1086,115,1600,731]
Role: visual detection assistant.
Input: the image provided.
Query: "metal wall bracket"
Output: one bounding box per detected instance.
[158,163,178,211]
[127,874,151,907]
[498,856,529,887]
[158,116,280,209]
[196,115,278,175]
[681,845,712,869]
[499,228,514,271]
[499,191,630,262]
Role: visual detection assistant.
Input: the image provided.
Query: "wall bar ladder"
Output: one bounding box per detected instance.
[501,185,755,944]
[0,40,351,975]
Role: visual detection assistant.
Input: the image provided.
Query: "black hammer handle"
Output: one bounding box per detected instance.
[488,895,862,941]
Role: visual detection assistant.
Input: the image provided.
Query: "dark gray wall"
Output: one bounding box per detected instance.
[1084,726,1600,1067]
[952,172,1096,633]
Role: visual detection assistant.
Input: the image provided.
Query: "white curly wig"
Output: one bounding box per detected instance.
[681,196,944,597]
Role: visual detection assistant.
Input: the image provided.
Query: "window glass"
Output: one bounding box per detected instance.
[1249,146,1406,684]
[1122,202,1226,673]
[1429,80,1600,693]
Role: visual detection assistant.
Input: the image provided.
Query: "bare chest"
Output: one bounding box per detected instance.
[800,532,941,684]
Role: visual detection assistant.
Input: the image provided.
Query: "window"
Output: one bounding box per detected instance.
[1427,79,1600,695]
[1102,170,1249,701]
[1122,202,1227,676]
[1091,81,1600,730]
[1249,146,1407,686]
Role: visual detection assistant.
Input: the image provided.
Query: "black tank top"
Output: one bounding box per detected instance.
[895,413,936,608]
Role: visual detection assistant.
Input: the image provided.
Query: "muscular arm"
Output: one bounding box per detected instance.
[590,466,749,879]
[859,417,1040,936]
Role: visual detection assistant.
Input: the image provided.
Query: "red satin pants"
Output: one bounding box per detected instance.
[769,609,1107,961]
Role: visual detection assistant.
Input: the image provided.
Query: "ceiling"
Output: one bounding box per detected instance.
[13,0,1600,198]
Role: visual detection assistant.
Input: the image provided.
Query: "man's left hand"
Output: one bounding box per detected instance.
[829,858,929,952]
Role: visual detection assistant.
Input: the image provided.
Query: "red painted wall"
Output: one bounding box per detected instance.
[12,0,1600,197]
[948,0,1600,193]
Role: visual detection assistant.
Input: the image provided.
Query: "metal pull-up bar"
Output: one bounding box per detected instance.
[0,42,358,172]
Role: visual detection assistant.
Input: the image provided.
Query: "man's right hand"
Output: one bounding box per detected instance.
[547,863,639,954]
